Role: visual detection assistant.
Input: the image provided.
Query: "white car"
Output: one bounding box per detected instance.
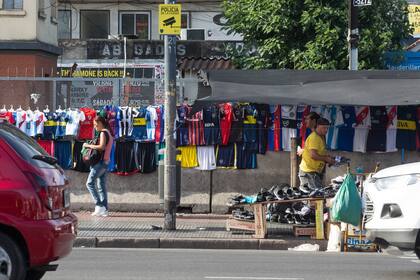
[363,162,420,259]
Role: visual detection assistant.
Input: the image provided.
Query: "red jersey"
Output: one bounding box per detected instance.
[272,105,281,152]
[155,106,163,143]
[0,111,15,124]
[219,103,233,145]
[78,108,96,140]
[187,110,205,146]
[37,140,55,156]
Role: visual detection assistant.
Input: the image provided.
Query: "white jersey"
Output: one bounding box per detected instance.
[386,105,398,152]
[146,106,157,140]
[353,106,371,153]
[25,110,36,137]
[65,110,85,136]
[15,110,27,133]
[34,111,46,136]
[281,105,297,151]
[118,106,133,138]
[195,146,217,171]
[325,106,344,150]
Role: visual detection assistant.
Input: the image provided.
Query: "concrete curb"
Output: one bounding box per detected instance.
[74,237,328,250]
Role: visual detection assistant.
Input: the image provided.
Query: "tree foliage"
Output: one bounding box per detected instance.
[222,0,412,69]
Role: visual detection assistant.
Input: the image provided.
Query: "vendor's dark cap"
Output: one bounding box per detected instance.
[317,118,330,126]
[307,112,320,120]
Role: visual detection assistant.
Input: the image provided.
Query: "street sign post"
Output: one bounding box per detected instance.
[159,4,182,35]
[353,0,372,7]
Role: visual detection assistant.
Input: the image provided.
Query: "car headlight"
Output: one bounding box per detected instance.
[374,174,419,191]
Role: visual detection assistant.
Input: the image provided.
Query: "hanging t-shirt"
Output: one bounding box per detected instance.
[203,104,221,145]
[195,146,217,171]
[105,106,118,138]
[366,106,388,152]
[177,146,198,168]
[386,106,398,152]
[0,111,15,124]
[176,105,189,146]
[25,110,36,137]
[187,110,205,146]
[78,108,96,140]
[353,106,370,153]
[132,107,148,141]
[256,104,269,154]
[155,106,163,143]
[219,103,233,146]
[337,106,356,152]
[37,139,55,156]
[117,106,133,138]
[55,111,67,138]
[397,105,417,150]
[146,106,157,140]
[228,104,243,144]
[281,105,297,152]
[297,105,310,147]
[34,111,46,136]
[268,105,281,152]
[65,110,85,136]
[243,104,258,152]
[325,106,344,150]
[43,112,57,140]
[15,110,27,133]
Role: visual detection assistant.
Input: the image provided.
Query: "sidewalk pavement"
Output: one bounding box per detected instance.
[74,211,328,250]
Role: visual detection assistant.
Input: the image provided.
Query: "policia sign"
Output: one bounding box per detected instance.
[159,4,182,35]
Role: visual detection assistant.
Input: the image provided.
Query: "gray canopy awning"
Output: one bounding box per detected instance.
[196,70,420,106]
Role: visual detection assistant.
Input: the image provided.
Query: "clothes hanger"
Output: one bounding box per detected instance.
[9,105,14,112]
[44,105,50,113]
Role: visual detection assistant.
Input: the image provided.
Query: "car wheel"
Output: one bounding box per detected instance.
[0,232,26,280]
[25,270,46,280]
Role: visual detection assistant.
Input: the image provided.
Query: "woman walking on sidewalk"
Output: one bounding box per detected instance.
[83,116,113,217]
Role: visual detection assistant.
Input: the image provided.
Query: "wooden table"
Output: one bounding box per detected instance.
[226,198,325,239]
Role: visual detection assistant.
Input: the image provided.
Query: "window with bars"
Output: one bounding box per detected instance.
[3,0,23,9]
[120,12,150,40]
[80,10,110,39]
[58,10,71,39]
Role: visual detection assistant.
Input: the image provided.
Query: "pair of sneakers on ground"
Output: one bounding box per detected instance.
[91,206,109,217]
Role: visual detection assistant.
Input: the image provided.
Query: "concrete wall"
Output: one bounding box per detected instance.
[68,150,420,214]
[37,0,59,46]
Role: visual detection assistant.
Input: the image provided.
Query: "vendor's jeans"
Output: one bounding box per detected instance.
[298,169,323,190]
[86,160,108,209]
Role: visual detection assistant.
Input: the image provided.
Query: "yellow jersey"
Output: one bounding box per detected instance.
[299,132,326,173]
[177,146,198,168]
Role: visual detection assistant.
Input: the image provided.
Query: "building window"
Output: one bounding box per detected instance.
[58,10,71,39]
[3,0,23,9]
[50,0,57,20]
[80,10,110,39]
[38,0,46,18]
[119,12,150,39]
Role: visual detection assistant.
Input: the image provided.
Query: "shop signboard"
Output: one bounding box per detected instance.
[384,51,420,71]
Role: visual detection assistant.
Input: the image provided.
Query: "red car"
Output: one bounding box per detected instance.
[0,120,77,280]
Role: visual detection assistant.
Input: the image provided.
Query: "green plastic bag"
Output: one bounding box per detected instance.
[331,174,362,226]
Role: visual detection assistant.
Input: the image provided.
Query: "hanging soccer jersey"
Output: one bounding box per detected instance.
[54,141,72,169]
[366,106,388,152]
[397,105,417,150]
[281,105,297,151]
[324,106,344,150]
[195,146,217,171]
[353,106,370,153]
[25,110,36,137]
[115,139,137,175]
[134,142,157,173]
[78,108,96,140]
[55,111,67,138]
[15,110,27,133]
[386,106,398,152]
[337,106,356,152]
[65,110,85,136]
[256,104,269,154]
[243,104,258,152]
[132,107,148,141]
[155,106,164,143]
[73,140,90,172]
[0,111,15,124]
[229,103,243,144]
[203,104,221,145]
[37,139,55,156]
[268,105,281,152]
[117,106,133,138]
[219,103,233,146]
[297,105,310,147]
[177,146,198,168]
[146,106,157,140]
[43,112,57,140]
[176,105,189,146]
[34,111,46,136]
[236,142,257,169]
[187,109,205,146]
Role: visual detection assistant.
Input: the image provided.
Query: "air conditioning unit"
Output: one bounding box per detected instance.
[180,28,206,40]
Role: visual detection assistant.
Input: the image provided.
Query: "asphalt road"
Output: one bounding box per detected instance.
[43,248,420,280]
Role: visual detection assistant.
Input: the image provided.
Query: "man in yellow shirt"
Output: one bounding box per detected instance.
[299,118,335,194]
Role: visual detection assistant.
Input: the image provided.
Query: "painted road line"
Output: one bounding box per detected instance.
[205,277,304,280]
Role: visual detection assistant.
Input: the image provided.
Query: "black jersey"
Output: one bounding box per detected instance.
[367,106,388,152]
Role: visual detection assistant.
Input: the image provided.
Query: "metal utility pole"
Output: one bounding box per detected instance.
[348,0,359,70]
[163,0,178,230]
